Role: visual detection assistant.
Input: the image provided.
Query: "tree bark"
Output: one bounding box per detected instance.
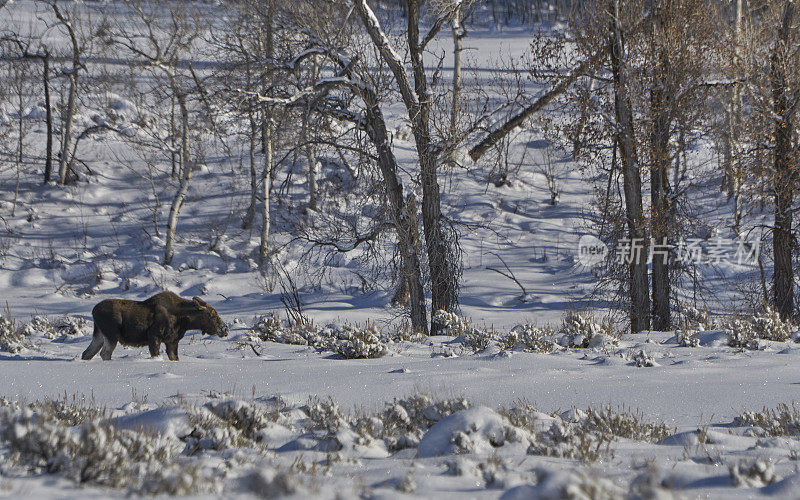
[305,56,319,212]
[771,0,796,320]
[469,47,608,161]
[448,3,463,167]
[43,54,53,184]
[52,1,81,186]
[649,4,672,331]
[361,86,428,334]
[258,0,274,267]
[243,113,258,229]
[58,71,77,185]
[610,0,650,333]
[407,0,458,328]
[259,113,273,266]
[164,93,191,266]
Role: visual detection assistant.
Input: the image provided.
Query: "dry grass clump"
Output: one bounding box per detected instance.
[0,403,219,495]
[249,315,388,359]
[733,403,800,437]
[729,459,779,487]
[0,314,26,353]
[522,405,672,463]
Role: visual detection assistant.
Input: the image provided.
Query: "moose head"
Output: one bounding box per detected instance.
[191,297,229,337]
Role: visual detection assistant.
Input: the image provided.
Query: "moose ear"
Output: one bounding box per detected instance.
[192,297,207,307]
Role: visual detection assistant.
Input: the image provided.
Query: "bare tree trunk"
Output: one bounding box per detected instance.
[258,1,274,267]
[164,94,191,266]
[410,3,458,328]
[305,56,319,211]
[58,71,77,185]
[170,94,178,179]
[448,3,463,167]
[610,0,650,333]
[43,54,53,184]
[259,112,272,266]
[51,1,82,186]
[771,0,796,320]
[243,113,258,229]
[732,0,744,233]
[12,83,23,216]
[362,87,427,334]
[354,0,460,332]
[469,47,608,162]
[724,0,745,232]
[649,5,672,331]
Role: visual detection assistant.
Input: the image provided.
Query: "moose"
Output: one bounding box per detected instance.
[81,291,228,361]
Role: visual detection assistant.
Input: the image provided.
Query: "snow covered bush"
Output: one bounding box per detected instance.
[677,329,700,347]
[550,470,626,499]
[377,394,471,450]
[0,314,26,353]
[461,329,494,352]
[726,318,759,349]
[22,316,57,338]
[244,468,303,497]
[432,310,471,336]
[633,349,656,367]
[726,308,793,348]
[204,399,281,442]
[528,420,610,463]
[326,323,387,359]
[348,393,474,451]
[748,307,793,341]
[305,396,347,434]
[249,316,387,358]
[52,315,89,336]
[527,406,671,463]
[729,459,779,487]
[499,325,555,353]
[559,311,611,348]
[733,403,800,437]
[31,398,106,426]
[250,313,312,345]
[21,315,87,338]
[576,407,671,443]
[432,310,498,352]
[417,407,534,457]
[676,304,717,331]
[0,404,220,494]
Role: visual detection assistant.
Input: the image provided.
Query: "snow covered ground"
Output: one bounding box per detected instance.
[1,1,797,498]
[3,323,800,498]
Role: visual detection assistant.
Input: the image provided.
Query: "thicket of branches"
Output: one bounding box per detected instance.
[0,0,798,334]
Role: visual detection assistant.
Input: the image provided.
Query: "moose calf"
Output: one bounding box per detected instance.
[82,291,228,361]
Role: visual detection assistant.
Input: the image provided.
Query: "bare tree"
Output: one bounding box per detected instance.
[45,0,86,186]
[0,31,54,184]
[353,0,463,331]
[608,0,650,332]
[767,0,799,319]
[113,0,202,266]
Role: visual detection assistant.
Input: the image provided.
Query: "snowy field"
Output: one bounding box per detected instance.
[4,324,800,498]
[1,0,799,498]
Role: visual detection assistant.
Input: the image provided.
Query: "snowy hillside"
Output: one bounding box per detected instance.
[2,0,800,498]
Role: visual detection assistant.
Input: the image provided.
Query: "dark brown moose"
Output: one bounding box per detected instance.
[81,291,228,361]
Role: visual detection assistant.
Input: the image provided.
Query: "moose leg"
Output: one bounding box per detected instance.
[165,342,179,361]
[147,306,173,358]
[100,335,118,361]
[148,338,161,357]
[81,325,104,360]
